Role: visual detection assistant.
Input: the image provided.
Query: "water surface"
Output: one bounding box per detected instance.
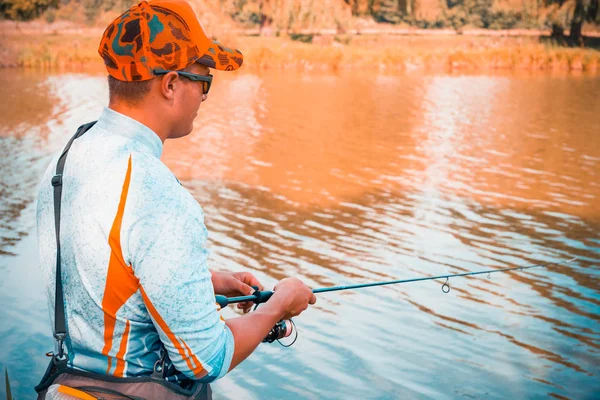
[0,69,598,399]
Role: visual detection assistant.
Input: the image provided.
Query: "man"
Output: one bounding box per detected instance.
[35,1,316,398]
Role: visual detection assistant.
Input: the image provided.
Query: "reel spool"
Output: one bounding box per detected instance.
[262,319,298,347]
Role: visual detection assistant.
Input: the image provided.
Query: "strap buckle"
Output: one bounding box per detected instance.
[53,332,68,362]
[152,347,168,379]
[51,174,63,187]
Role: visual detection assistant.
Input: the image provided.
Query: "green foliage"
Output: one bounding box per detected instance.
[1,0,597,32]
[487,11,522,29]
[221,0,600,34]
[83,0,103,24]
[365,0,528,29]
[1,0,58,21]
[102,0,118,12]
[1,0,136,23]
[593,0,600,23]
[373,0,402,23]
[226,0,256,26]
[289,33,314,43]
[435,0,525,29]
[52,0,79,22]
[334,34,353,44]
[44,6,56,23]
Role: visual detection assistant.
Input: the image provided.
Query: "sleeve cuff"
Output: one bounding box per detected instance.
[216,324,235,380]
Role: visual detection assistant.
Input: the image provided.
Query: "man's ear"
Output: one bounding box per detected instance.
[159,72,180,100]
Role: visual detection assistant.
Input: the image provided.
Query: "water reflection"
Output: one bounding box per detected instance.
[0,70,598,399]
[0,74,56,256]
[0,72,106,257]
[0,69,56,135]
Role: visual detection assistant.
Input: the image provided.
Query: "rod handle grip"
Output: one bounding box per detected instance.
[214,291,274,309]
[215,295,229,308]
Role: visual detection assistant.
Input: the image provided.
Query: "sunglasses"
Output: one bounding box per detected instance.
[153,69,213,95]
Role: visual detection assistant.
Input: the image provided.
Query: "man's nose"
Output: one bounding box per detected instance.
[202,93,208,102]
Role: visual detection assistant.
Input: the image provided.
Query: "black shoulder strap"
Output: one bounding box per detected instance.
[51,120,97,364]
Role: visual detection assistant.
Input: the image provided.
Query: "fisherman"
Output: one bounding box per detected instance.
[35,1,316,398]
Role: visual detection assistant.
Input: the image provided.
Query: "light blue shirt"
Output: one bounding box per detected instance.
[36,107,234,383]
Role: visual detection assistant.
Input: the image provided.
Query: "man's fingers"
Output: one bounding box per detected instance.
[309,293,317,305]
[244,274,263,291]
[233,272,264,291]
[237,301,253,311]
[237,280,254,296]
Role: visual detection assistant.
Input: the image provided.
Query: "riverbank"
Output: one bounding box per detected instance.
[1,22,599,73]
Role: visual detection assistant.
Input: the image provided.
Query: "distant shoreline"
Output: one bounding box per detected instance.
[2,20,600,38]
[1,22,599,73]
[241,27,600,38]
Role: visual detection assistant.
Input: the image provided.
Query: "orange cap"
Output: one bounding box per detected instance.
[98,0,243,81]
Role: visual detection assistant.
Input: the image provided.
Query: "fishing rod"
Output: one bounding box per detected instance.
[215,256,578,308]
[216,256,578,346]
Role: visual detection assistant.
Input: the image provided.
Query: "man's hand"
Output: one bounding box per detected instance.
[226,276,316,371]
[272,277,317,320]
[211,270,264,312]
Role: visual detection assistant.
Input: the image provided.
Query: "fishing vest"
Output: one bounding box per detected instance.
[35,121,211,400]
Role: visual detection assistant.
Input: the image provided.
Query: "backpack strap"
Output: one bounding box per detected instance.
[51,121,97,366]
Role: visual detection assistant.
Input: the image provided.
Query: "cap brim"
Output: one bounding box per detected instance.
[197,39,243,71]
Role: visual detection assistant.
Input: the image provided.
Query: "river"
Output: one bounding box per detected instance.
[0,69,598,399]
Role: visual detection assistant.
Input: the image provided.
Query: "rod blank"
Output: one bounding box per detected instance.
[215,256,577,308]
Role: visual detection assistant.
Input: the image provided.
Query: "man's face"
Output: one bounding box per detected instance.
[172,63,210,139]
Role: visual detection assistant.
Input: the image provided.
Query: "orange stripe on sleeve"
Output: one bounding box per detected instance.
[114,320,131,377]
[180,337,205,376]
[139,285,206,377]
[105,356,113,375]
[100,156,140,375]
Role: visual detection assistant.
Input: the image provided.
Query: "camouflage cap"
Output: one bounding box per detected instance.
[98,0,243,81]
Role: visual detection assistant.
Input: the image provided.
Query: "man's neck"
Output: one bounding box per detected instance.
[108,102,169,143]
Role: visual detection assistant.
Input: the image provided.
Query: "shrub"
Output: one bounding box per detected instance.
[334,35,352,45]
[289,33,314,43]
[1,0,58,21]
[44,7,57,23]
[83,0,102,25]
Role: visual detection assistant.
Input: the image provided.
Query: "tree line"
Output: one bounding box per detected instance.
[0,0,132,23]
[1,0,599,41]
[224,0,599,42]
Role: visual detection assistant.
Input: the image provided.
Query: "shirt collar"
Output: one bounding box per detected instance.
[96,107,163,158]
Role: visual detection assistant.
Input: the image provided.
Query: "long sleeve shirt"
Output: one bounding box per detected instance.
[36,107,234,384]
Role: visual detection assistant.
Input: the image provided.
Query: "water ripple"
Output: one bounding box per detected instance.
[1,71,599,399]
